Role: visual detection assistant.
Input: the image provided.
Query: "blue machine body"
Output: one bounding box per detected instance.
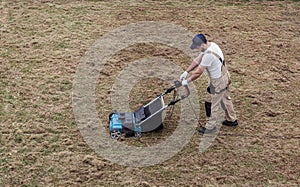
[109,113,123,132]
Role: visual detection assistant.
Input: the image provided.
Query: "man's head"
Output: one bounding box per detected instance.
[190,34,207,51]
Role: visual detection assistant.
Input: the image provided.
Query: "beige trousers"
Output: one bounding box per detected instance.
[205,69,237,129]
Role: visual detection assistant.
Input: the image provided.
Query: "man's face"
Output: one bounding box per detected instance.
[200,44,206,52]
[195,43,205,52]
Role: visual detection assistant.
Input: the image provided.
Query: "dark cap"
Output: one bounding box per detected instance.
[190,34,207,49]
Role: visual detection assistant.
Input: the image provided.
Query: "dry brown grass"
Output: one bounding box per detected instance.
[1,0,299,186]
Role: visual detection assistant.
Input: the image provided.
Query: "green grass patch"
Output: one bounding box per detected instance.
[54,40,70,50]
[0,48,14,58]
[59,80,72,92]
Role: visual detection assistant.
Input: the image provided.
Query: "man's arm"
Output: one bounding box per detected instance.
[186,53,203,73]
[180,53,204,81]
[187,65,206,83]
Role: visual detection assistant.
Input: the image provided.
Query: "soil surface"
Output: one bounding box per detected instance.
[1,0,299,186]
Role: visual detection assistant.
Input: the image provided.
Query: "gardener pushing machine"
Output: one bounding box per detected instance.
[180,34,238,133]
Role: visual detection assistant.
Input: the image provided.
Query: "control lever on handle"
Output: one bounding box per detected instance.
[174,80,182,88]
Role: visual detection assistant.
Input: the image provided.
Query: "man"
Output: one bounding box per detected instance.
[180,34,238,133]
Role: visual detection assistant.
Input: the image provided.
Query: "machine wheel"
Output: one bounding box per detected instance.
[110,129,121,139]
[134,131,142,138]
[154,123,163,131]
[109,112,116,121]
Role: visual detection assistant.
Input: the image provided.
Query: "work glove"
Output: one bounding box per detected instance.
[182,79,188,86]
[180,71,188,80]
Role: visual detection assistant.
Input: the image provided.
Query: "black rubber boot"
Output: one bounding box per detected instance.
[222,120,238,126]
[205,101,212,117]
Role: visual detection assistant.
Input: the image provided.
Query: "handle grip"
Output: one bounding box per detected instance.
[163,80,190,99]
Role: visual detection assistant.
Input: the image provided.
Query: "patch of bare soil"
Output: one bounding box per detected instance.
[0,0,299,186]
